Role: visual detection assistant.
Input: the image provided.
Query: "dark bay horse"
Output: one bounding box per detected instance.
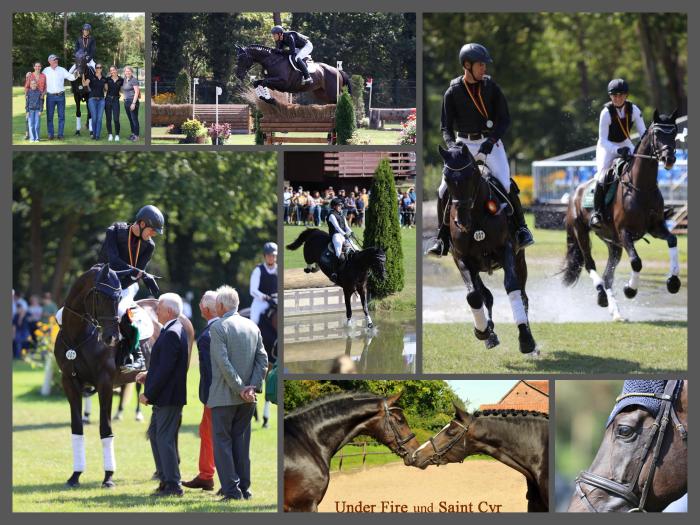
[568,380,687,512]
[411,404,549,512]
[70,51,93,136]
[562,110,680,321]
[287,228,386,328]
[234,44,351,104]
[284,392,420,511]
[439,145,537,355]
[54,273,194,489]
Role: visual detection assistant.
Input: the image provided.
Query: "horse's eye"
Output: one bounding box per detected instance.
[617,425,635,438]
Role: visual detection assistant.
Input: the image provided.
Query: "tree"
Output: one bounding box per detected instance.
[350,74,366,123]
[335,87,355,145]
[364,159,404,298]
[175,70,190,103]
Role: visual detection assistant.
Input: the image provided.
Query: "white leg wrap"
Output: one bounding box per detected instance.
[101,436,116,472]
[508,290,528,326]
[263,401,271,419]
[606,288,622,320]
[84,396,92,414]
[627,271,640,290]
[471,306,488,332]
[669,247,680,276]
[56,307,64,325]
[589,269,604,289]
[72,434,86,472]
[76,116,81,130]
[366,314,373,326]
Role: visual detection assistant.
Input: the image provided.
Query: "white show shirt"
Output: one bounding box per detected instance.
[598,104,646,150]
[42,66,76,94]
[250,264,277,301]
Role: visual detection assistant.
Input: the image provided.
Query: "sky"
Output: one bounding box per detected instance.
[446,380,519,411]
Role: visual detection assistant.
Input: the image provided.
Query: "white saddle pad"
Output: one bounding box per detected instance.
[127,305,155,340]
[288,55,318,74]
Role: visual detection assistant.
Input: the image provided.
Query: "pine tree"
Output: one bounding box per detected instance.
[254,110,264,145]
[350,74,366,124]
[174,70,191,104]
[335,87,356,145]
[364,158,404,298]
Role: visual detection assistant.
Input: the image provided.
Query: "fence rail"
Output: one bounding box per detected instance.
[333,441,395,472]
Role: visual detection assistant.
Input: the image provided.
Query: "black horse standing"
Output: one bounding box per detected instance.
[438,145,537,355]
[234,44,351,104]
[70,51,93,136]
[286,228,386,328]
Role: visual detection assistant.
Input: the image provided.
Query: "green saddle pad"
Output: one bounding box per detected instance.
[582,177,619,209]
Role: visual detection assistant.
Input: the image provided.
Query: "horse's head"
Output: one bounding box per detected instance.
[73,50,89,76]
[411,401,474,469]
[569,380,687,512]
[648,109,679,170]
[365,392,420,465]
[370,248,387,281]
[234,44,255,81]
[91,264,121,347]
[439,144,479,233]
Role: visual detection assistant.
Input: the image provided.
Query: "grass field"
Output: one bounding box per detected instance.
[151,126,403,145]
[12,357,277,512]
[284,224,416,311]
[13,87,145,145]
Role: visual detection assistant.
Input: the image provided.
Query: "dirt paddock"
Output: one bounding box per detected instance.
[318,460,527,513]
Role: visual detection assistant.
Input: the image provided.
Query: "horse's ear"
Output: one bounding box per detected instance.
[96,263,109,281]
[387,391,403,406]
[452,400,470,422]
[460,143,471,158]
[438,145,450,163]
[653,109,660,123]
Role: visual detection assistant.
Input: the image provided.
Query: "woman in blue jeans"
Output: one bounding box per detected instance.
[82,63,107,140]
[122,66,141,141]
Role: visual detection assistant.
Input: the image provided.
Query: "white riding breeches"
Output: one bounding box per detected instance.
[295,42,313,61]
[332,233,345,257]
[439,137,511,199]
[69,60,96,74]
[56,281,137,326]
[595,139,634,182]
[250,298,270,325]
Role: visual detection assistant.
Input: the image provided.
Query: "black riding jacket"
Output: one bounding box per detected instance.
[97,222,155,289]
[441,75,511,148]
[75,36,96,60]
[276,31,309,55]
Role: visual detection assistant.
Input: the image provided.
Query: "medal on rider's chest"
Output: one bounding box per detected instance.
[486,120,493,129]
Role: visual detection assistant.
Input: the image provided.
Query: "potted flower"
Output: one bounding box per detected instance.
[398,109,417,145]
[208,122,232,145]
[180,118,207,144]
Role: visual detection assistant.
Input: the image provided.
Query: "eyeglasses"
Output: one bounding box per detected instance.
[95,66,103,69]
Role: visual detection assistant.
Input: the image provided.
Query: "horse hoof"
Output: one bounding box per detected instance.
[518,324,537,354]
[612,313,627,323]
[485,332,500,349]
[75,131,80,136]
[82,417,91,425]
[114,411,123,421]
[303,268,311,273]
[667,275,681,294]
[623,285,638,299]
[102,480,116,489]
[135,412,144,422]
[367,322,374,329]
[66,473,81,488]
[523,347,541,359]
[597,288,609,308]
[474,327,490,341]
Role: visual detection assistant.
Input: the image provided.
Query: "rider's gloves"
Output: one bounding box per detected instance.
[478,139,496,156]
[143,275,160,297]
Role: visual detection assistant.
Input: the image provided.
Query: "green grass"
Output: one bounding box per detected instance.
[12,358,277,512]
[151,126,402,145]
[284,224,416,311]
[423,321,687,374]
[13,86,145,145]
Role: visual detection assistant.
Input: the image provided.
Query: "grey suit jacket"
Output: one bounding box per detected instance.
[207,310,268,408]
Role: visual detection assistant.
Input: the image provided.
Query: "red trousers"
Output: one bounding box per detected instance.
[198,406,216,480]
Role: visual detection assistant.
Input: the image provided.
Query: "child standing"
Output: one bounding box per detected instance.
[25,79,43,142]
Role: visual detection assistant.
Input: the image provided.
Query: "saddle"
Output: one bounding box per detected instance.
[287,55,318,74]
[320,241,356,279]
[582,160,625,210]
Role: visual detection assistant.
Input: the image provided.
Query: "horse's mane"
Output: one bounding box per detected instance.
[244,44,274,54]
[285,392,384,424]
[473,409,549,420]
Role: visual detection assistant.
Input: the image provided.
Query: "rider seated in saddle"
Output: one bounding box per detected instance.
[427,43,534,256]
[271,25,314,85]
[99,205,164,372]
[327,197,353,282]
[590,78,646,228]
[69,23,97,75]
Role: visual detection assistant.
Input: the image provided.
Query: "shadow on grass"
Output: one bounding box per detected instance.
[13,421,69,432]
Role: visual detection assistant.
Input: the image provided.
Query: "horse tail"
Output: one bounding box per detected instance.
[562,215,585,287]
[286,228,318,251]
[340,71,352,95]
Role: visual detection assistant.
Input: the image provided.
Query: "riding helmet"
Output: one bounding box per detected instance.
[271,25,285,35]
[263,242,278,255]
[607,78,629,95]
[82,23,92,31]
[135,205,165,234]
[459,43,493,67]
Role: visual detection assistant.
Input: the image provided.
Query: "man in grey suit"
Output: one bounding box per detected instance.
[208,285,268,502]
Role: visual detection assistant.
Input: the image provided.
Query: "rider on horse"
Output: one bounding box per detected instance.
[271,25,314,85]
[249,242,278,325]
[98,205,164,371]
[69,23,97,75]
[427,43,534,256]
[589,78,647,228]
[327,197,353,282]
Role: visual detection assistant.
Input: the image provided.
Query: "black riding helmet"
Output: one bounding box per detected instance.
[331,197,344,208]
[82,23,92,32]
[271,25,285,35]
[135,205,165,235]
[608,78,629,95]
[459,43,493,67]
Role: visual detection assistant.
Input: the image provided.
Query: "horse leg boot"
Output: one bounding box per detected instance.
[426,191,450,256]
[504,243,537,355]
[649,223,681,294]
[467,291,498,349]
[508,181,534,248]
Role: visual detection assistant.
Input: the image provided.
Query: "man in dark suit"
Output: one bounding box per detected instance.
[182,290,219,492]
[137,292,188,497]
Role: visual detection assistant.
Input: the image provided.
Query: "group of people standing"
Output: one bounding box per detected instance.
[23,23,141,142]
[284,186,370,227]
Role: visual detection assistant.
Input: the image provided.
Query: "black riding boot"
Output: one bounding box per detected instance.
[331,253,346,283]
[120,325,146,372]
[590,181,606,229]
[509,184,534,248]
[426,192,451,256]
[298,58,313,85]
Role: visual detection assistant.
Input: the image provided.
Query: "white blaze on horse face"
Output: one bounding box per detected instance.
[507,290,528,326]
[669,247,680,276]
[589,269,604,290]
[72,433,86,472]
[471,305,488,332]
[101,436,116,472]
[628,271,641,291]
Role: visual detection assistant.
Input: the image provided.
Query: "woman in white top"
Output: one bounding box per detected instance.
[590,78,646,227]
[327,198,352,281]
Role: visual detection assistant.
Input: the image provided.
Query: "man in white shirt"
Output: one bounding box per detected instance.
[42,54,76,140]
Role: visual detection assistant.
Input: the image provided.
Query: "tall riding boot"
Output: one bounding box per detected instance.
[589,181,606,229]
[120,325,146,372]
[509,184,534,248]
[426,192,451,256]
[331,253,345,283]
[298,59,313,85]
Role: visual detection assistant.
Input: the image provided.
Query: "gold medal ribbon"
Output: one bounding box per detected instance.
[615,109,631,140]
[462,76,490,122]
[128,228,141,267]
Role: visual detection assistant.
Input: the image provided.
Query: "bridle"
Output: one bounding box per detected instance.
[382,401,416,458]
[575,380,687,512]
[633,122,678,162]
[444,160,479,232]
[422,417,470,466]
